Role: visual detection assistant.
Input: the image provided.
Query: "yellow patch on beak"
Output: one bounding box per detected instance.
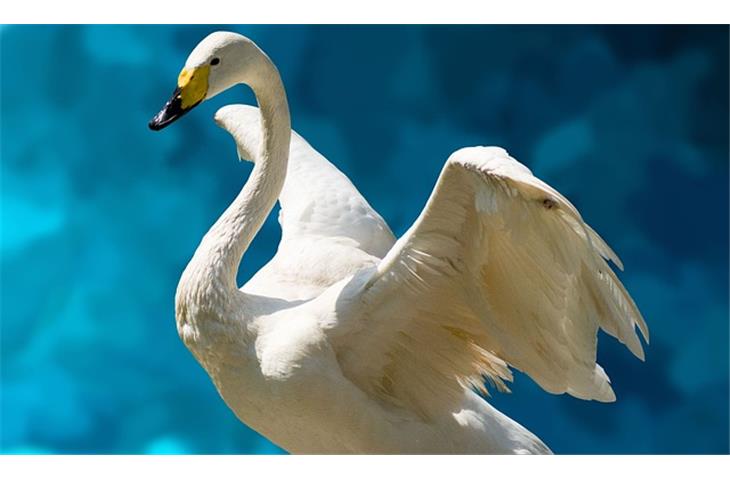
[177,65,210,109]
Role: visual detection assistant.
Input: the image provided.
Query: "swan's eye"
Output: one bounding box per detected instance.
[210,57,220,66]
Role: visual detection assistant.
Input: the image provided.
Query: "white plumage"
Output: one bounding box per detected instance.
[152,32,648,454]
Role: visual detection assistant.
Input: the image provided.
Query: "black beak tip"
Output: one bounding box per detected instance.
[148,108,172,131]
[149,106,177,131]
[149,87,186,132]
[148,118,163,131]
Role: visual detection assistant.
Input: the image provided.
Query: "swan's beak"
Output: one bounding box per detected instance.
[149,65,210,131]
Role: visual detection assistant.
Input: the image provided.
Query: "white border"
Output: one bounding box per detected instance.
[0,455,729,480]
[0,0,729,24]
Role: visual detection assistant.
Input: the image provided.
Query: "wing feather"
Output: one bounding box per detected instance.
[332,146,647,416]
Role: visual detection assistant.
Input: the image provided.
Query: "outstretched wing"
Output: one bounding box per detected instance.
[215,105,395,299]
[332,146,648,417]
[216,104,395,258]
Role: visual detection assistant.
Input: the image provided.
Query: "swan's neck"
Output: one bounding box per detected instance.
[177,56,290,323]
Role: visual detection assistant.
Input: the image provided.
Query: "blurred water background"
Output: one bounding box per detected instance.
[1,25,728,454]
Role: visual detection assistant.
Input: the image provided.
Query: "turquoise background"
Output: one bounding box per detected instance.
[1,25,728,454]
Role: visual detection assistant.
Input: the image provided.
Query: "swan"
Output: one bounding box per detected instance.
[149,31,648,454]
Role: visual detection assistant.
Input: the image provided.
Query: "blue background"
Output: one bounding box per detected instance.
[1,25,728,454]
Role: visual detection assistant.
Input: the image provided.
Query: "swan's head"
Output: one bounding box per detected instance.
[149,32,267,131]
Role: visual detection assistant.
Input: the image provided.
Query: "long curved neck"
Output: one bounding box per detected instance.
[183,55,290,304]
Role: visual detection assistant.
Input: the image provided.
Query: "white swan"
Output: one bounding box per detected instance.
[149,32,648,454]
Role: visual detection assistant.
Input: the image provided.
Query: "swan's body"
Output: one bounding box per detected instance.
[151,32,648,454]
